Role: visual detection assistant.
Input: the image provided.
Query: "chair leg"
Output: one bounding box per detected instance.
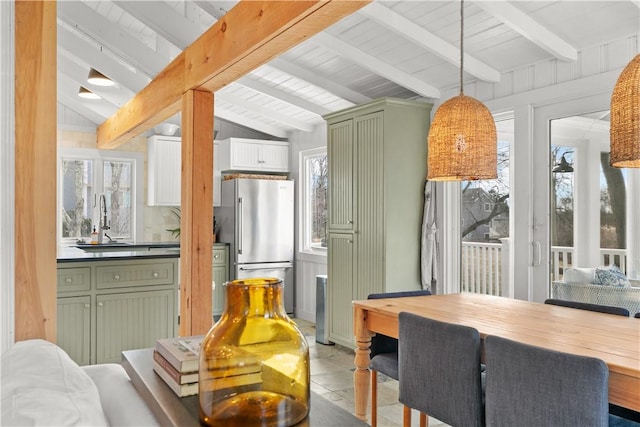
[403,405,412,427]
[419,412,428,427]
[371,370,378,427]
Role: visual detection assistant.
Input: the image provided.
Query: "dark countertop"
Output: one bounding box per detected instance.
[57,247,181,262]
[57,242,229,262]
[73,241,180,249]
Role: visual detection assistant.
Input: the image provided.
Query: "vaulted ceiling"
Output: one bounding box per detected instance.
[57,1,640,139]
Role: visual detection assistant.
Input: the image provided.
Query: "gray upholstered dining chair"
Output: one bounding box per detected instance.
[398,312,484,427]
[484,334,609,427]
[544,298,630,316]
[367,290,431,427]
[544,300,640,425]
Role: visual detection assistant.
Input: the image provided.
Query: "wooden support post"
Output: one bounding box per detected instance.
[14,0,57,341]
[96,1,369,149]
[179,89,214,336]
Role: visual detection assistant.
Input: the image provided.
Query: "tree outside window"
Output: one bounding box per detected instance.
[301,148,327,253]
[59,149,139,244]
[461,133,511,243]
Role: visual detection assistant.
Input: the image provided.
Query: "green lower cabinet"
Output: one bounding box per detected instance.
[57,296,91,366]
[57,257,179,365]
[96,289,176,364]
[212,245,229,317]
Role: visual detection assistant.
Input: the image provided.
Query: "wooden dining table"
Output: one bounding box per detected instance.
[352,293,640,422]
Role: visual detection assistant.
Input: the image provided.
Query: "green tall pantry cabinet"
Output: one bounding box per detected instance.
[323,98,432,348]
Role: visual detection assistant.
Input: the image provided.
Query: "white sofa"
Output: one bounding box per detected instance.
[552,267,640,316]
[1,339,159,426]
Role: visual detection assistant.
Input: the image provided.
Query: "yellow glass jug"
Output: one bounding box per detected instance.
[199,278,310,426]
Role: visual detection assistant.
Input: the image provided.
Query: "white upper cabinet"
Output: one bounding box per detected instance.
[213,141,221,207]
[147,136,221,207]
[217,138,289,173]
[147,136,181,206]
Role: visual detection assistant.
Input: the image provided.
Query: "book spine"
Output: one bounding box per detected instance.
[153,350,183,384]
[154,342,183,372]
[153,360,183,395]
[153,360,198,397]
[155,336,202,373]
[153,350,198,384]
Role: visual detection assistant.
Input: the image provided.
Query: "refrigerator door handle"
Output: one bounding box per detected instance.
[239,263,293,271]
[238,197,243,254]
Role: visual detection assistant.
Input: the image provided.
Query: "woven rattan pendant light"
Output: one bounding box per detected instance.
[610,54,640,168]
[427,0,497,181]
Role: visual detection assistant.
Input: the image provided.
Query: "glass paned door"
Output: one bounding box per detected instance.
[550,146,575,280]
[460,117,512,296]
[599,152,628,270]
[549,112,630,282]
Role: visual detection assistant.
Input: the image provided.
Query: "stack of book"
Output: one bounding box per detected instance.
[153,335,204,397]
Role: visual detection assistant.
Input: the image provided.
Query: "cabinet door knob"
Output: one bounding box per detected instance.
[348,240,353,244]
[348,220,353,224]
[97,302,104,307]
[65,278,73,283]
[84,304,90,309]
[214,254,219,259]
[152,272,159,278]
[113,274,120,280]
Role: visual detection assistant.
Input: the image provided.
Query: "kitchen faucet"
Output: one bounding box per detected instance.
[98,194,112,243]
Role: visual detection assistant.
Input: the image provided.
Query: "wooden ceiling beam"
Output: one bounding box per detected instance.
[476,1,577,63]
[359,2,500,83]
[97,0,369,149]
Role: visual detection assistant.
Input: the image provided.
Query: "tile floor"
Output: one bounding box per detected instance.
[294,318,448,427]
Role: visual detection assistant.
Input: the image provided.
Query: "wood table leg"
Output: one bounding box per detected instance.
[353,305,373,422]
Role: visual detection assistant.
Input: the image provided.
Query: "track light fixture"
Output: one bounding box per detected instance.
[78,86,101,100]
[87,68,114,87]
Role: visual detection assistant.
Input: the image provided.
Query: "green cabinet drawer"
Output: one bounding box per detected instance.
[57,267,91,293]
[96,261,175,289]
[213,246,228,266]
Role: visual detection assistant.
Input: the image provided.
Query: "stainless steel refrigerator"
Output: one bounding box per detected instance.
[217,178,295,313]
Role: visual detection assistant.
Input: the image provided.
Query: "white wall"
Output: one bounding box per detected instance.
[289,124,327,323]
[1,0,15,353]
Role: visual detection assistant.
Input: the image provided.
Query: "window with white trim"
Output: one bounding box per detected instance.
[300,147,328,254]
[58,148,143,244]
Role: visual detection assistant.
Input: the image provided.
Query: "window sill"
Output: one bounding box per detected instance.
[297,250,327,264]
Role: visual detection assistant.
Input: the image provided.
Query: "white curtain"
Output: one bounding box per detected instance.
[421,181,438,291]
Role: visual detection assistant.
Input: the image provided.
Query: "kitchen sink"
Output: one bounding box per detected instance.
[76,242,134,252]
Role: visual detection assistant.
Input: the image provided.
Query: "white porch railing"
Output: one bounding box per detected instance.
[460,242,628,295]
[551,246,573,283]
[461,242,502,296]
[549,246,628,282]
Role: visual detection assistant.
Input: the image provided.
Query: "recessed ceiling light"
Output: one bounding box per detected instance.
[87,68,114,87]
[78,86,101,100]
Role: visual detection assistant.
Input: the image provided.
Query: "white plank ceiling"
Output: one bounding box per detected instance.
[56,0,640,138]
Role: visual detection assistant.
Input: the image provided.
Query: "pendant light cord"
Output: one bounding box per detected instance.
[460,0,464,96]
